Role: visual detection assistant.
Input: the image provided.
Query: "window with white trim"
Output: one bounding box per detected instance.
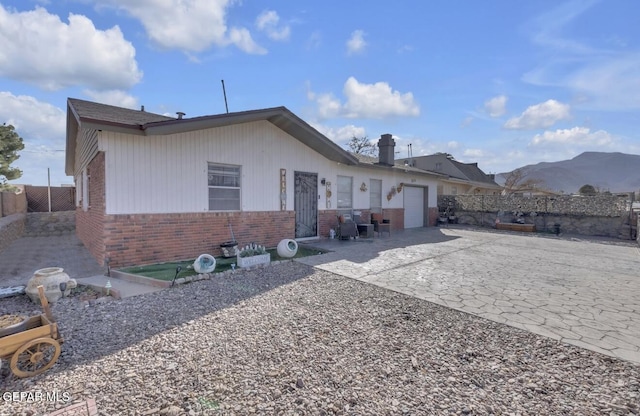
[337,175,353,211]
[369,179,382,213]
[208,163,241,211]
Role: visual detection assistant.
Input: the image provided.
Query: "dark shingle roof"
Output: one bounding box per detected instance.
[68,98,174,126]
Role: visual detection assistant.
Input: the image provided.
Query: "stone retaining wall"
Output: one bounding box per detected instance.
[24,211,76,237]
[440,194,635,240]
[0,213,25,252]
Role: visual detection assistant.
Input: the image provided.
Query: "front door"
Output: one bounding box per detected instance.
[294,172,318,238]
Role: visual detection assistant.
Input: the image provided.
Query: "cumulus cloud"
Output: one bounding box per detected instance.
[312,123,367,146]
[0,5,141,91]
[346,30,367,55]
[83,90,139,109]
[0,92,68,186]
[101,0,266,54]
[343,77,420,118]
[504,99,570,130]
[484,95,508,117]
[530,127,614,147]
[308,77,419,120]
[256,10,290,41]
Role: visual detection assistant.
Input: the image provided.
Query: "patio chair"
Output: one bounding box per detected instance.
[371,213,391,237]
[354,213,375,238]
[337,214,359,240]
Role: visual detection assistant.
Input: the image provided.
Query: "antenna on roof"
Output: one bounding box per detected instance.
[221,79,229,114]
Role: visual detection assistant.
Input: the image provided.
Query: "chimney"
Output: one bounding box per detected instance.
[140,105,145,112]
[377,134,396,166]
[176,112,185,119]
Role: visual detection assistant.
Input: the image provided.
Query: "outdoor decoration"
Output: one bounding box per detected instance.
[280,169,287,211]
[193,254,216,273]
[26,268,77,304]
[387,185,397,201]
[237,243,271,268]
[397,183,404,193]
[360,182,368,192]
[277,239,299,258]
[325,181,332,208]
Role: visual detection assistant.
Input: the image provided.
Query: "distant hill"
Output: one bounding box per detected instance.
[496,152,640,194]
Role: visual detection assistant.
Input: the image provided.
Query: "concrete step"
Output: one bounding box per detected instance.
[76,275,164,299]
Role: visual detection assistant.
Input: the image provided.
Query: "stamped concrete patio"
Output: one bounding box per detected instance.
[298,226,640,364]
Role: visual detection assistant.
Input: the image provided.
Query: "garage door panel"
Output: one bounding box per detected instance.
[404,186,424,228]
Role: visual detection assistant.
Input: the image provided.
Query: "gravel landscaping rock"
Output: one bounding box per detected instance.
[1,262,638,415]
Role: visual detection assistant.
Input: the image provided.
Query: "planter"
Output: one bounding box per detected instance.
[194,254,216,273]
[0,314,29,337]
[25,267,77,304]
[277,239,299,258]
[220,241,239,258]
[237,253,271,268]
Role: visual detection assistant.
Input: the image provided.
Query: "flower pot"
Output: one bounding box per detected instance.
[194,254,216,273]
[237,253,271,268]
[277,239,298,258]
[220,241,238,258]
[26,267,77,304]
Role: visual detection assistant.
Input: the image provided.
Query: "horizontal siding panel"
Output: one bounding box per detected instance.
[101,121,440,215]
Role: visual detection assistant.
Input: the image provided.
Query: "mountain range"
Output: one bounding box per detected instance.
[496,152,640,194]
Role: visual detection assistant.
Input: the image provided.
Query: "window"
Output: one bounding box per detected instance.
[369,179,382,213]
[337,176,352,210]
[451,186,457,195]
[435,162,442,170]
[82,168,89,211]
[208,163,241,211]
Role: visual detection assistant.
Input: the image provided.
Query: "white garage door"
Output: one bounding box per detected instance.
[404,186,424,228]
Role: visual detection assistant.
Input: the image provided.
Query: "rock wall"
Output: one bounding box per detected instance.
[24,211,76,237]
[440,194,635,240]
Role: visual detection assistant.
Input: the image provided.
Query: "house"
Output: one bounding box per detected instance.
[66,98,443,268]
[397,153,502,195]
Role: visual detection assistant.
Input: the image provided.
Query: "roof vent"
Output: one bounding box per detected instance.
[176,112,186,119]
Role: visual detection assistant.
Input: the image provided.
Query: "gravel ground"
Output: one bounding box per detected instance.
[1,262,639,415]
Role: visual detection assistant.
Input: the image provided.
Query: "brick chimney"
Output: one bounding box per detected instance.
[377,134,395,166]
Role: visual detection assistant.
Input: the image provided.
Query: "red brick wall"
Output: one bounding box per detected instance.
[318,210,338,239]
[103,211,295,268]
[383,208,404,231]
[76,152,106,265]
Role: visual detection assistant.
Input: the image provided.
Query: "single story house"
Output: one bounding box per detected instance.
[397,153,502,195]
[66,98,444,268]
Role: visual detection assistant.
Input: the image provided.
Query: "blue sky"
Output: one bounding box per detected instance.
[1,0,638,186]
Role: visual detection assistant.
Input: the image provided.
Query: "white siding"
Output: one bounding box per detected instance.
[100,121,440,215]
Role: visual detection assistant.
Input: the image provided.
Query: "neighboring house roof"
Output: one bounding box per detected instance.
[398,154,501,189]
[66,98,359,175]
[351,152,448,177]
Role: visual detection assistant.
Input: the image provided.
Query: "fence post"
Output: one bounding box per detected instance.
[0,192,3,218]
[47,168,52,213]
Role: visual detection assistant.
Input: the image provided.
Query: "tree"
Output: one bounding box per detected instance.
[346,136,377,156]
[502,168,546,195]
[578,184,597,196]
[0,124,25,187]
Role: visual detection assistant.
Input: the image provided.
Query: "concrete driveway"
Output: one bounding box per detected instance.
[298,227,640,364]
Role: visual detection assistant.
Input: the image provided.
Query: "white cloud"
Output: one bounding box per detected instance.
[256,10,290,41]
[0,92,65,143]
[308,77,420,120]
[0,5,141,91]
[0,92,68,186]
[101,0,266,54]
[523,1,640,110]
[83,90,139,109]
[343,77,420,118]
[530,127,614,147]
[346,30,367,55]
[463,148,486,158]
[504,99,570,130]
[484,95,507,117]
[312,123,367,146]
